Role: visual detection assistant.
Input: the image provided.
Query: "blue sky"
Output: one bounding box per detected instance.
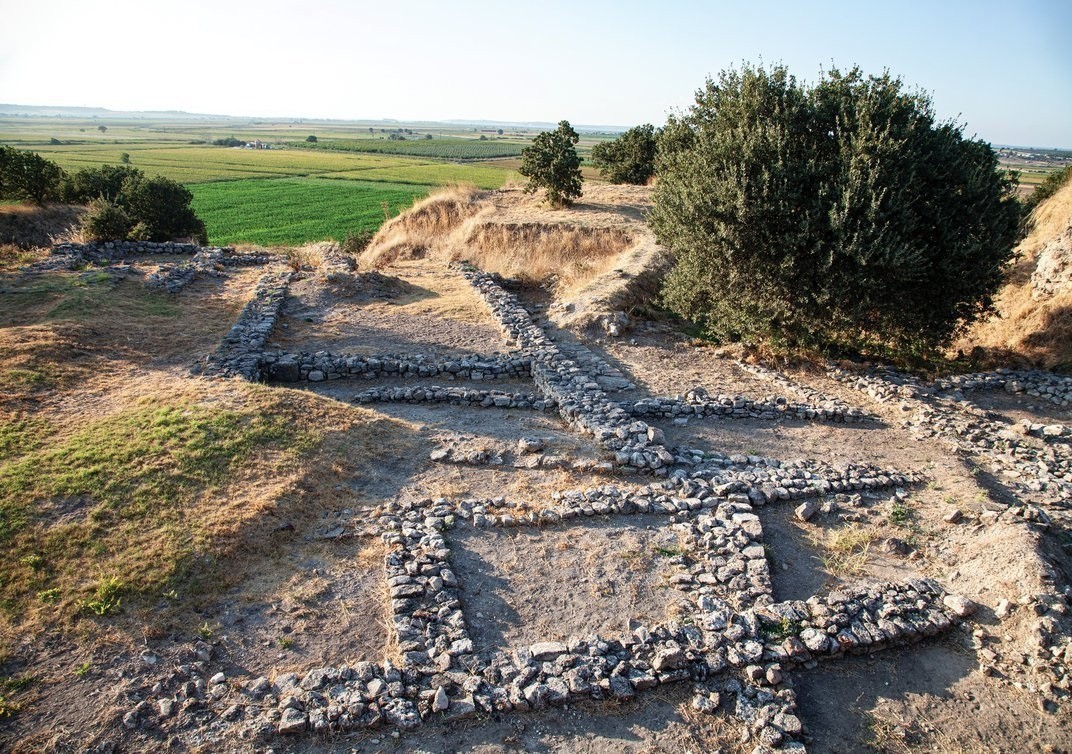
[1,0,1069,146]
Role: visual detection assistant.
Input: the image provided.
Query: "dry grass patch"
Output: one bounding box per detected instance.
[810,523,879,577]
[457,222,631,294]
[958,180,1072,367]
[360,184,483,268]
[361,184,640,298]
[0,380,420,650]
[0,203,84,249]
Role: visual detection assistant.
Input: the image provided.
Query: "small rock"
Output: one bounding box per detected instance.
[943,594,978,618]
[944,508,964,524]
[795,500,819,522]
[530,641,567,660]
[278,707,306,734]
[432,685,449,713]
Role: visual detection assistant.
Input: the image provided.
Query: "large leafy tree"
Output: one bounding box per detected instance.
[651,64,1022,354]
[519,120,583,208]
[591,124,659,184]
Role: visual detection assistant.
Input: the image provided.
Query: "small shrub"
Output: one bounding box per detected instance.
[121,175,207,243]
[889,501,913,526]
[80,575,124,616]
[0,146,66,204]
[128,221,151,242]
[74,661,91,678]
[61,164,143,204]
[212,137,244,147]
[342,229,374,255]
[81,198,133,242]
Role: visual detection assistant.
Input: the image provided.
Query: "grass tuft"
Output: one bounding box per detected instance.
[814,524,878,576]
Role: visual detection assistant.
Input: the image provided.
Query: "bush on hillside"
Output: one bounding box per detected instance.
[61,164,143,204]
[68,168,206,243]
[1023,166,1072,219]
[0,146,66,204]
[81,198,133,242]
[519,120,583,208]
[591,124,659,184]
[120,175,206,243]
[651,64,1023,356]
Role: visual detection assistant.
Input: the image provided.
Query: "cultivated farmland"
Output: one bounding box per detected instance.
[0,113,632,246]
[292,138,525,160]
[188,178,432,246]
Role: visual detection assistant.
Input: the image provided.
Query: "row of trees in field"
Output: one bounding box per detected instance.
[518,63,1037,357]
[0,147,205,243]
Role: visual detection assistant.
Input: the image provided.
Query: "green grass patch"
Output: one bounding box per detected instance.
[0,415,51,462]
[189,177,432,246]
[0,393,320,623]
[29,144,426,184]
[1,272,180,324]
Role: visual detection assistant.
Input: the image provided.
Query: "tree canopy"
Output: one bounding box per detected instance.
[519,120,583,208]
[650,64,1022,355]
[590,124,659,184]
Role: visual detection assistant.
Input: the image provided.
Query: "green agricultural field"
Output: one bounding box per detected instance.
[30,144,434,183]
[0,114,578,247]
[188,177,432,246]
[321,162,518,190]
[295,138,524,160]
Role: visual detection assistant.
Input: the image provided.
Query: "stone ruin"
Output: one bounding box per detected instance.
[17,238,1071,748]
[109,253,1029,754]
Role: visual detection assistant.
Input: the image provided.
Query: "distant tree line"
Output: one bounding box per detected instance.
[0,146,206,243]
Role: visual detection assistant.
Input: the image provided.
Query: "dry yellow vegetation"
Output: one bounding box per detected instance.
[360,183,668,329]
[958,180,1072,368]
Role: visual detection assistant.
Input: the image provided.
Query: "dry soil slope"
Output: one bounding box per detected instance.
[360,183,669,332]
[959,179,1072,368]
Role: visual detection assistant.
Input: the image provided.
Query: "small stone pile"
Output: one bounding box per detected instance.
[934,369,1072,408]
[260,351,531,383]
[199,270,292,380]
[1021,420,1072,444]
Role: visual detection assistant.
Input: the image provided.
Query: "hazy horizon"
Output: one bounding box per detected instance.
[2,0,1070,149]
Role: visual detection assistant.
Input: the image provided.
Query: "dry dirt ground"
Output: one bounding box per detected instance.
[1,251,1071,754]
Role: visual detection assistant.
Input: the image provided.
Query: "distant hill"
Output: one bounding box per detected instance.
[0,104,628,132]
[0,104,231,119]
[442,119,628,133]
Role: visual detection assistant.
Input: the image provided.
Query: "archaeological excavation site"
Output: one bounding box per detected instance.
[2,183,1072,754]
